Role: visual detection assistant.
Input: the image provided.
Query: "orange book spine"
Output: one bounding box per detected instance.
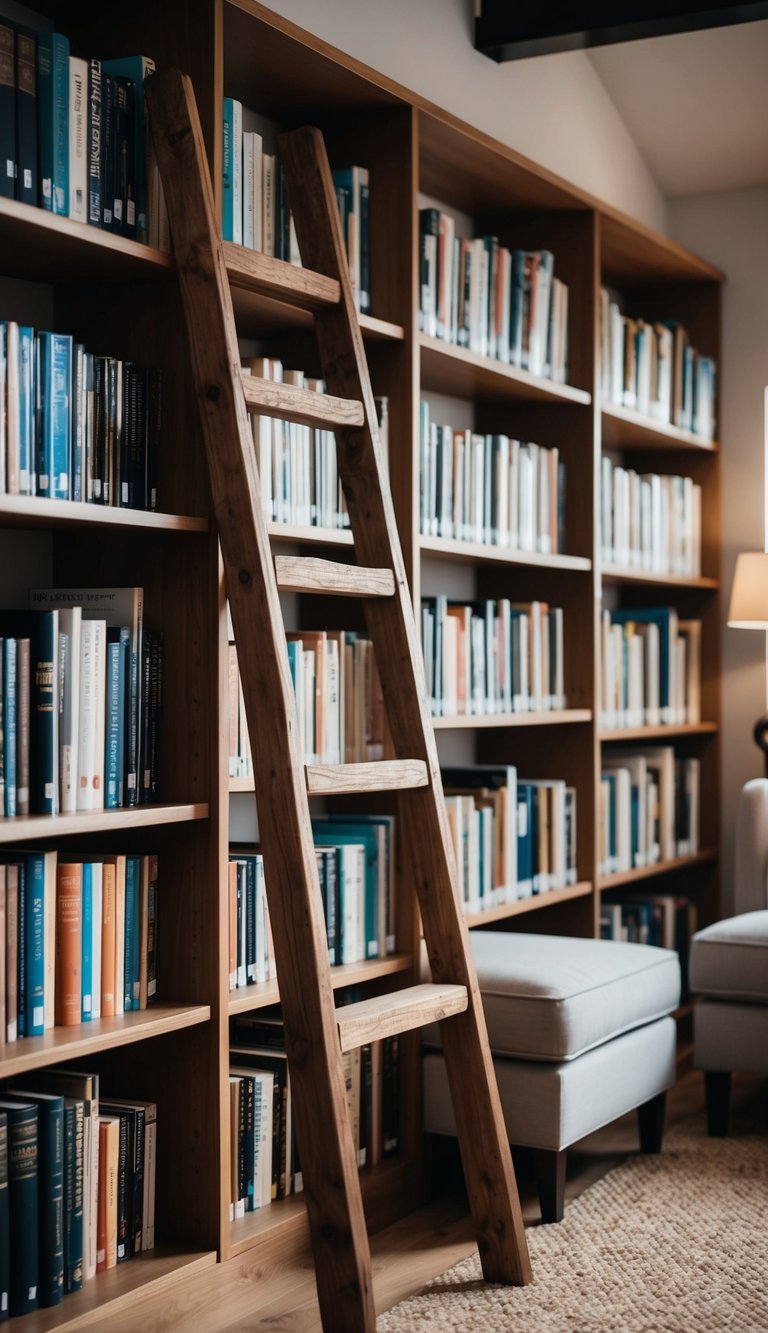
[55,862,82,1026]
[98,1117,119,1270]
[96,1120,109,1272]
[101,861,117,1018]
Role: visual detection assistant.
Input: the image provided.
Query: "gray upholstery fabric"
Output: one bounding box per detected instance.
[734,779,768,915]
[694,1000,768,1074]
[690,910,768,1002]
[423,932,680,1061]
[424,1017,677,1151]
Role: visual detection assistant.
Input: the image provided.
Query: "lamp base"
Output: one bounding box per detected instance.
[754,712,768,779]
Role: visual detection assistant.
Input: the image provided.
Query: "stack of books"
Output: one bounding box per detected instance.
[0,22,167,246]
[422,596,565,717]
[222,98,370,312]
[442,766,577,913]
[0,1069,156,1317]
[0,588,160,817]
[420,402,566,551]
[229,1007,399,1216]
[0,321,161,509]
[600,288,716,439]
[600,893,697,994]
[600,607,701,729]
[600,459,702,575]
[1,850,158,1042]
[599,748,700,876]
[419,210,569,382]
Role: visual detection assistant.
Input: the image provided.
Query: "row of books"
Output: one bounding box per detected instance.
[222,99,370,312]
[600,893,697,994]
[600,289,716,439]
[0,588,159,817]
[600,459,702,577]
[228,1010,399,1214]
[0,23,167,246]
[0,1068,155,1318]
[419,403,566,553]
[1,850,157,1043]
[0,322,161,508]
[422,596,565,718]
[443,766,577,912]
[228,816,395,987]
[599,749,700,877]
[419,210,569,382]
[601,607,701,729]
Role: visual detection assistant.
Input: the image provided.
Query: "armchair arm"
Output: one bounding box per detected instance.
[734,778,768,915]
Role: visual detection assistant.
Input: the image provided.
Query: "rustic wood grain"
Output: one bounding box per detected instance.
[336,983,467,1052]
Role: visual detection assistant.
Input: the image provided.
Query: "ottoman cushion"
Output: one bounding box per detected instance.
[689,910,768,1002]
[425,932,680,1062]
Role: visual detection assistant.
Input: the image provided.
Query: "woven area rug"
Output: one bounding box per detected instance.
[378,1116,768,1331]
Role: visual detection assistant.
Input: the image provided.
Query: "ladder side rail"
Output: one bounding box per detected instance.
[146,72,376,1331]
[279,126,532,1285]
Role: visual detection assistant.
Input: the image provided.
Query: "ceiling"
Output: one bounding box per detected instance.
[588,20,768,196]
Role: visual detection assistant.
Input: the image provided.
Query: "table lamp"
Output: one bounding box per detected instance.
[728,551,768,776]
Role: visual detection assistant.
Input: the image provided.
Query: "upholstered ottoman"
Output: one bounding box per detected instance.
[423,932,681,1221]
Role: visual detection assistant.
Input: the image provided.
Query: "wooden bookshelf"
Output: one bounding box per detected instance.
[598,848,718,891]
[0,0,723,1317]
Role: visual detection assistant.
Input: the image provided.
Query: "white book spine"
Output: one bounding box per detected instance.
[69,58,88,222]
[91,862,103,1021]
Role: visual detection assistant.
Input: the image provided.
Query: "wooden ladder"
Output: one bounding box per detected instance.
[146,69,532,1332]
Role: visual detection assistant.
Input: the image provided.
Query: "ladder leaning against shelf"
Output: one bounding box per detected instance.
[146,68,532,1333]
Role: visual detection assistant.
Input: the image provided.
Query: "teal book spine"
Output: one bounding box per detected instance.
[17,326,34,496]
[37,330,54,497]
[1,1100,39,1315]
[104,631,127,808]
[124,856,140,1011]
[63,1101,83,1293]
[24,854,44,1036]
[50,333,72,500]
[81,862,92,1021]
[17,861,25,1037]
[4,637,16,818]
[4,1092,64,1307]
[101,56,154,244]
[222,97,236,242]
[313,822,378,961]
[36,32,69,216]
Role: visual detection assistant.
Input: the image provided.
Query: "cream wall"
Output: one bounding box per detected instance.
[263,0,667,231]
[669,188,768,908]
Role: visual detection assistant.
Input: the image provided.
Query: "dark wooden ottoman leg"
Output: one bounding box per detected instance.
[533,1148,567,1223]
[705,1071,732,1137]
[638,1091,667,1153]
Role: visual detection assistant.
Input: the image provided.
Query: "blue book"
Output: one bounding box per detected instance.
[124,855,141,1011]
[222,97,241,244]
[50,333,72,500]
[313,820,380,961]
[17,859,25,1037]
[101,56,155,245]
[81,862,92,1022]
[0,610,59,815]
[516,785,534,897]
[1,1089,64,1307]
[4,636,16,818]
[104,629,128,808]
[37,32,69,216]
[18,326,34,496]
[23,853,45,1036]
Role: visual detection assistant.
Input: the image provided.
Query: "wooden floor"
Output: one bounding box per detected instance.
[101,1069,762,1332]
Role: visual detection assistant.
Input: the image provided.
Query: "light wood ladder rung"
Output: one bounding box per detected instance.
[224,240,340,311]
[241,374,364,429]
[336,983,468,1053]
[305,759,428,795]
[275,556,395,598]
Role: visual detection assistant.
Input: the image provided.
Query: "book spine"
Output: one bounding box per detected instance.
[55,863,82,1026]
[145,853,158,1004]
[51,335,72,499]
[123,856,139,1011]
[68,56,87,222]
[131,1108,144,1253]
[5,868,17,1041]
[15,27,37,207]
[24,855,44,1036]
[0,22,15,201]
[37,32,69,215]
[81,862,92,1021]
[115,1114,128,1262]
[16,637,29,816]
[100,74,114,229]
[87,60,101,225]
[37,1100,64,1307]
[7,1104,38,1316]
[4,638,16,818]
[104,637,123,808]
[0,1114,8,1320]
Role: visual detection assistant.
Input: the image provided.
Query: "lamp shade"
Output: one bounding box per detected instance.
[728,552,768,628]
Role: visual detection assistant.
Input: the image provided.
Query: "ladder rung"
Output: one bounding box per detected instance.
[241,375,364,429]
[223,241,340,312]
[275,556,395,598]
[337,983,468,1053]
[305,760,428,795]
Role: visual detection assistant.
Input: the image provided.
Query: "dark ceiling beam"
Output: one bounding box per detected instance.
[475,1,768,60]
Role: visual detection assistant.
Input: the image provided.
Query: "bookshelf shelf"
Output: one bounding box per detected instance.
[0,803,210,844]
[433,709,592,730]
[420,536,592,573]
[267,522,354,547]
[0,496,208,533]
[0,1004,212,1080]
[600,722,717,743]
[601,565,718,591]
[599,848,718,890]
[464,881,593,927]
[601,403,718,453]
[419,335,593,406]
[17,1245,216,1333]
[0,195,172,284]
[227,953,414,1014]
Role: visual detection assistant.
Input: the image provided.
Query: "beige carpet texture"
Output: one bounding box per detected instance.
[378,1117,768,1332]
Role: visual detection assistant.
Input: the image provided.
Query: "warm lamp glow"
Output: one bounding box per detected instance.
[728,553,768,629]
